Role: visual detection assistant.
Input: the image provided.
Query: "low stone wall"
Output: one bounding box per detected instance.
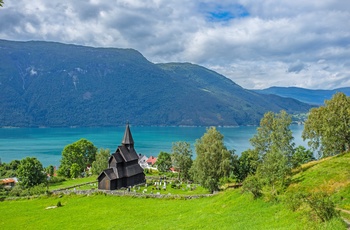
[52,189,215,199]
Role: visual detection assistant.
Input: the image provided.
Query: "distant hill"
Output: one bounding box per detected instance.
[253,86,350,105]
[0,40,312,127]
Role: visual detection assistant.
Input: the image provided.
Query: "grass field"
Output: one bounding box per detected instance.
[1,153,349,229]
[0,190,345,230]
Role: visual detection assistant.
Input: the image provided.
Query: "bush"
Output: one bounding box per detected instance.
[48,176,66,184]
[304,192,339,222]
[57,201,62,207]
[242,175,262,199]
[285,191,305,211]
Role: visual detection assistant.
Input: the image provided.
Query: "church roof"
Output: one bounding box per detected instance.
[122,123,134,145]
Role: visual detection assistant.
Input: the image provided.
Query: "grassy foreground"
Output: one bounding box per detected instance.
[0,190,345,230]
[1,153,349,229]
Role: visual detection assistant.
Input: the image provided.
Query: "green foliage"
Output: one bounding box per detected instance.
[0,159,20,178]
[0,0,3,7]
[9,183,48,197]
[17,157,46,189]
[46,165,55,176]
[70,163,81,179]
[91,148,110,175]
[242,175,262,199]
[249,111,295,194]
[287,191,339,222]
[171,141,193,181]
[291,146,314,168]
[57,139,97,178]
[191,127,233,193]
[257,150,291,193]
[156,151,172,173]
[250,110,295,161]
[236,149,259,182]
[303,92,350,158]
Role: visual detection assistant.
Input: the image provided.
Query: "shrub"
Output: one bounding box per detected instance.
[57,201,62,207]
[304,192,339,222]
[242,175,262,199]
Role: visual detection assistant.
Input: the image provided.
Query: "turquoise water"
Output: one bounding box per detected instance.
[0,125,306,167]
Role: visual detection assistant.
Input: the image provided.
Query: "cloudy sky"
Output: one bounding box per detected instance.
[0,0,349,89]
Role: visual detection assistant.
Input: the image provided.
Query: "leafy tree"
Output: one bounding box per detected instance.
[291,146,314,168]
[171,141,193,181]
[17,157,46,188]
[250,110,295,162]
[191,127,233,193]
[70,163,81,178]
[57,139,97,178]
[236,149,259,182]
[303,92,350,158]
[0,1,3,7]
[257,150,291,194]
[249,111,295,194]
[156,151,172,173]
[91,148,111,175]
[0,160,20,178]
[46,165,55,176]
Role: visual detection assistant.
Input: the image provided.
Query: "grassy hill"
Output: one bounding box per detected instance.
[0,153,349,229]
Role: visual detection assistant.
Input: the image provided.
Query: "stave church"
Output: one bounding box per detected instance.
[97,124,145,190]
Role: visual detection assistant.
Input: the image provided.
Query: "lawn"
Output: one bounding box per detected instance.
[0,190,345,230]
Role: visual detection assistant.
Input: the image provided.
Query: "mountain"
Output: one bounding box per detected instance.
[0,40,312,127]
[253,86,350,105]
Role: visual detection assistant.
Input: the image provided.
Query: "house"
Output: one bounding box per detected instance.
[97,124,145,190]
[0,177,18,188]
[138,154,149,169]
[146,156,157,167]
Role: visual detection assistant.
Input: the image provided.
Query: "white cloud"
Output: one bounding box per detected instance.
[0,0,349,89]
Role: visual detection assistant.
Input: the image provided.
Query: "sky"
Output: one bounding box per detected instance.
[0,0,349,89]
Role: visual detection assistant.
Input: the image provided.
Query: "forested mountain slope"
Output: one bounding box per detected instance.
[0,40,312,127]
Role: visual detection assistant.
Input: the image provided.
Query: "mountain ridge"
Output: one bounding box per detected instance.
[0,39,312,127]
[253,86,350,105]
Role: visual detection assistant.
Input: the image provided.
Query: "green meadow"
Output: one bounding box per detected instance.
[0,153,349,230]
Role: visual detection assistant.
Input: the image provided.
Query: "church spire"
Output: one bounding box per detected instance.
[122,123,134,147]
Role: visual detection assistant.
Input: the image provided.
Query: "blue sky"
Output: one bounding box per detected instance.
[0,0,349,89]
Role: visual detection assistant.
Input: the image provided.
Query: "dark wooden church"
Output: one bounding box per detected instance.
[98,124,145,190]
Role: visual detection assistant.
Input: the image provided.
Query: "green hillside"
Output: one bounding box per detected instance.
[0,153,349,229]
[0,40,312,127]
[288,152,350,210]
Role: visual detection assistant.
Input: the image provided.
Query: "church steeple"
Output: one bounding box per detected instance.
[122,123,134,148]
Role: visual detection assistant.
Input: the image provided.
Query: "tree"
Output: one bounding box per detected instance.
[291,146,314,168]
[236,149,259,182]
[70,163,81,178]
[156,151,172,173]
[249,111,295,194]
[171,141,193,181]
[91,148,110,175]
[0,1,3,7]
[17,157,46,188]
[250,110,295,162]
[303,92,350,158]
[191,127,233,193]
[57,139,97,178]
[46,165,55,176]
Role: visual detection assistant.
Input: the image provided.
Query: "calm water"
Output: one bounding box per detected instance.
[0,125,306,167]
